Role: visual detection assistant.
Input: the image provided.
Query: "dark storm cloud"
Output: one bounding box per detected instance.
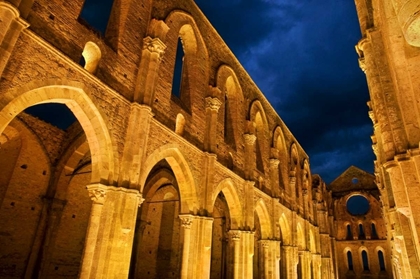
[196,0,374,183]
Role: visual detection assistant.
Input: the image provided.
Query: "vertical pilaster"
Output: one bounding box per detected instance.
[118,103,154,188]
[269,158,280,197]
[312,253,321,279]
[134,36,167,104]
[204,97,222,153]
[179,214,214,279]
[229,230,254,279]
[0,1,29,77]
[79,184,143,279]
[282,245,298,279]
[259,239,281,279]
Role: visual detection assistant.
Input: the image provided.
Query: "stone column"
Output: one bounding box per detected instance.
[0,1,29,77]
[204,96,222,153]
[243,134,256,180]
[229,230,254,279]
[134,36,167,104]
[312,253,322,279]
[179,214,214,279]
[259,239,281,279]
[281,245,298,279]
[79,184,143,279]
[118,103,154,188]
[288,172,297,210]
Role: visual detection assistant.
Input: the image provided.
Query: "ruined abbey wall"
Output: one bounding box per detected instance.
[0,0,398,278]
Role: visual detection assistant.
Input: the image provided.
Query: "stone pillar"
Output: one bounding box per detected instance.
[0,1,29,77]
[133,36,166,104]
[204,96,222,153]
[288,172,297,210]
[243,134,256,180]
[259,239,281,279]
[229,230,254,279]
[269,158,280,197]
[281,245,298,279]
[118,103,154,188]
[312,253,321,279]
[179,214,214,279]
[79,184,143,279]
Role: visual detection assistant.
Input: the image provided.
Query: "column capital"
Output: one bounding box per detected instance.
[205,96,222,112]
[179,214,194,229]
[87,184,108,204]
[243,133,256,145]
[142,36,166,59]
[270,158,280,167]
[229,230,242,241]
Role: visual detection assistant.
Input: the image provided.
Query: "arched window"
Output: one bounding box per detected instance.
[362,250,369,271]
[371,223,378,239]
[346,224,352,240]
[347,251,353,271]
[359,224,365,239]
[172,38,184,99]
[378,251,386,271]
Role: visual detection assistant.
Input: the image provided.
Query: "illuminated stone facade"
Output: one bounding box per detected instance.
[0,0,396,278]
[354,0,420,278]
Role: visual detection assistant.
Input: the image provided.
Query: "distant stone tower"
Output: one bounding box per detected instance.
[330,166,392,278]
[354,0,420,277]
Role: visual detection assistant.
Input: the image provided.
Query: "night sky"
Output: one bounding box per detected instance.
[25,0,374,184]
[194,0,374,183]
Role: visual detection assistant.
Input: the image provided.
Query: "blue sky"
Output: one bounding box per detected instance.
[195,0,374,183]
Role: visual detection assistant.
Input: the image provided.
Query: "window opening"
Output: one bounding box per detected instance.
[346,224,352,240]
[359,224,366,239]
[362,250,369,271]
[378,251,385,271]
[371,223,378,239]
[172,38,184,98]
[347,251,353,270]
[79,0,114,36]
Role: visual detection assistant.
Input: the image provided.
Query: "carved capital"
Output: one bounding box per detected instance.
[243,133,256,146]
[270,158,280,167]
[229,230,241,241]
[143,36,166,60]
[358,57,366,73]
[179,214,194,229]
[205,96,222,112]
[86,184,108,204]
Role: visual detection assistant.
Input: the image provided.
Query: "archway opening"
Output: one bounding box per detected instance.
[129,162,182,279]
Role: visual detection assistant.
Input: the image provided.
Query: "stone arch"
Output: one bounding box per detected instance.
[139,144,198,214]
[0,81,117,184]
[297,223,305,250]
[162,10,209,110]
[249,100,269,174]
[273,125,288,190]
[211,178,243,229]
[309,229,316,253]
[254,198,273,239]
[279,213,291,245]
[216,65,244,149]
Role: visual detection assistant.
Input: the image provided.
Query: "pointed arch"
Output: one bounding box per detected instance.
[254,198,272,239]
[212,178,243,229]
[297,223,305,250]
[139,144,198,213]
[161,10,209,110]
[0,81,117,184]
[279,213,291,245]
[216,65,244,149]
[272,125,288,189]
[249,100,269,174]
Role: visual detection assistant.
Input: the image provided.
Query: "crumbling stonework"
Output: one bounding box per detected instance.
[0,0,397,278]
[354,0,420,278]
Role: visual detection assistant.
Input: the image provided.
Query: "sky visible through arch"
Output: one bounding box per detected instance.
[25,0,375,184]
[194,0,374,183]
